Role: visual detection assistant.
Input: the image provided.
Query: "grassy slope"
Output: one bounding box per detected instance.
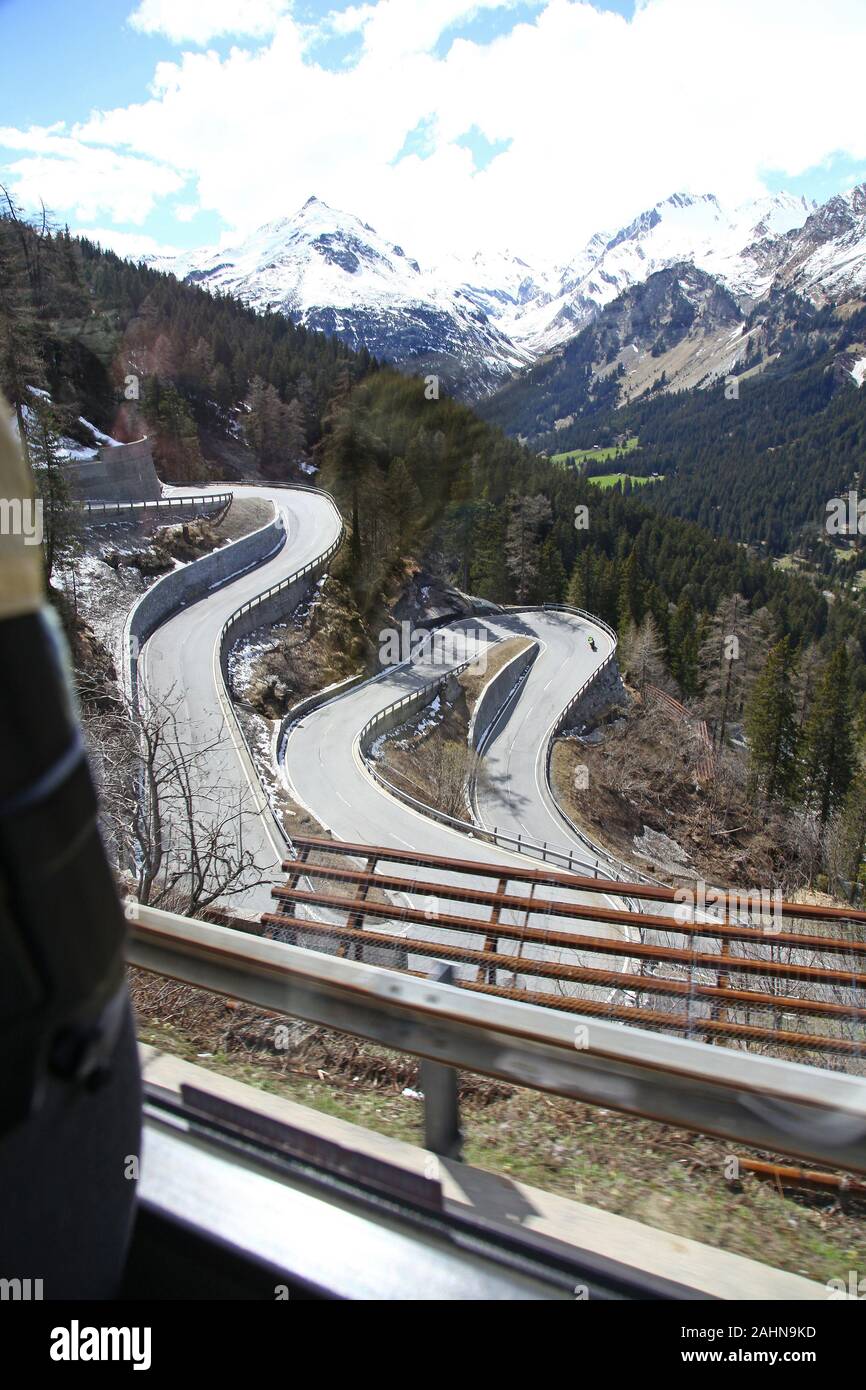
[587,472,654,489]
[551,437,639,465]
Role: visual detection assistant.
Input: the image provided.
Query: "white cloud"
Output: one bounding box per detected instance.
[5,1,866,262]
[127,0,291,46]
[0,125,185,224]
[73,227,181,258]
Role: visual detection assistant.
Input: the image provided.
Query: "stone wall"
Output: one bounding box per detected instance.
[560,659,627,732]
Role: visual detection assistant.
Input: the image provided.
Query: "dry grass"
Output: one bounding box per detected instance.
[552,699,813,891]
[214,496,275,542]
[373,675,481,818]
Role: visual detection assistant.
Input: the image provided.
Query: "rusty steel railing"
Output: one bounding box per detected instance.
[268,836,866,1072]
[127,894,866,1174]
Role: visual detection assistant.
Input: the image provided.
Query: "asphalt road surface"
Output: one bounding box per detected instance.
[282,611,634,990]
[137,483,341,916]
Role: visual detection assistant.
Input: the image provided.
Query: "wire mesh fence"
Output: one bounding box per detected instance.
[258,837,866,1076]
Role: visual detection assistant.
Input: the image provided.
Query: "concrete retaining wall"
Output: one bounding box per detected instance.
[218,574,317,689]
[126,512,285,701]
[469,642,538,752]
[64,438,161,503]
[360,673,460,756]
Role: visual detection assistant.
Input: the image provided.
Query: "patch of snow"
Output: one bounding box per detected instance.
[228,624,288,696]
[79,415,123,447]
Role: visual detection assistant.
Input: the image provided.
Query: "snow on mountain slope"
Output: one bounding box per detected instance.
[174,196,424,316]
[510,191,815,356]
[433,246,561,318]
[152,185,866,399]
[161,197,532,396]
[755,185,866,303]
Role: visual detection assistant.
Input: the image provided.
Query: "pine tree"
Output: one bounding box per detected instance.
[536,539,566,602]
[470,503,509,600]
[669,596,699,697]
[829,763,866,900]
[617,548,645,631]
[284,397,308,471]
[801,646,855,823]
[244,376,293,475]
[698,594,771,748]
[386,456,422,551]
[29,397,78,582]
[744,637,799,802]
[144,379,205,483]
[319,382,376,574]
[504,493,552,602]
[566,555,585,608]
[619,613,665,693]
[0,222,44,465]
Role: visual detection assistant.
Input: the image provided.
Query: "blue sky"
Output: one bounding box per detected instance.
[1,0,864,265]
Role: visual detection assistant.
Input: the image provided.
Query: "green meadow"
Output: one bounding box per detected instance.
[551,436,639,466]
[587,472,655,489]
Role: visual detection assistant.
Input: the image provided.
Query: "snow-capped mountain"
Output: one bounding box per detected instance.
[158,196,533,396]
[492,191,816,356]
[155,184,866,400]
[744,184,866,303]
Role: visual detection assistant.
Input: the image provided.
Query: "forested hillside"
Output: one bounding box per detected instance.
[0,201,372,483]
[317,369,836,676]
[479,263,745,438]
[560,336,866,555]
[482,279,866,557]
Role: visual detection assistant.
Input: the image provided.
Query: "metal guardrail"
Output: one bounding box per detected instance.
[356,659,615,877]
[222,526,343,632]
[83,491,233,518]
[128,902,866,1173]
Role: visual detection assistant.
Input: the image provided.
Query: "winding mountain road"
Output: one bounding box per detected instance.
[281,607,632,982]
[471,607,617,869]
[133,483,630,986]
[135,483,341,915]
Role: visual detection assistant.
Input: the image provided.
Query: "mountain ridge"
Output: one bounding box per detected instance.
[148,183,866,403]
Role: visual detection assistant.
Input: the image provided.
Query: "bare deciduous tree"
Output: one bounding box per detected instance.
[80,680,261,910]
[618,613,665,694]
